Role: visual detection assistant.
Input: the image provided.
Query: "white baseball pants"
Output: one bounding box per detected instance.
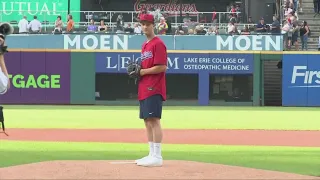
[0,69,8,94]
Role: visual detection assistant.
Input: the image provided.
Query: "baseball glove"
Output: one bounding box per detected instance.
[126,60,141,79]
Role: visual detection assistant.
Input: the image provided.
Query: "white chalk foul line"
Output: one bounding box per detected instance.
[109,161,136,164]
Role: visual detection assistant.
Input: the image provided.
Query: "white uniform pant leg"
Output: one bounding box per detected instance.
[0,70,8,94]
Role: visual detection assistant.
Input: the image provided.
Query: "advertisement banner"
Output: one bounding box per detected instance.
[95,52,254,74]
[6,34,283,51]
[0,52,71,104]
[282,54,320,107]
[0,0,80,23]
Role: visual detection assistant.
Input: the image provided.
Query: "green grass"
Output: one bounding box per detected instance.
[3,105,320,130]
[1,141,320,176]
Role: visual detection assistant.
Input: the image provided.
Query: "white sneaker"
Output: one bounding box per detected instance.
[137,156,163,167]
[134,155,151,164]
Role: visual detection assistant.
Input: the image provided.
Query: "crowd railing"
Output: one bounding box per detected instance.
[0,10,242,29]
[7,22,276,35]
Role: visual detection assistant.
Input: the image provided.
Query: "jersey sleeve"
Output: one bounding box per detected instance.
[153,42,167,66]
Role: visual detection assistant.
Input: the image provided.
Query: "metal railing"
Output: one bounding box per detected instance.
[0,10,242,26]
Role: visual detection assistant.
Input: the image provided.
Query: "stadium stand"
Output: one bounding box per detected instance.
[1,0,319,51]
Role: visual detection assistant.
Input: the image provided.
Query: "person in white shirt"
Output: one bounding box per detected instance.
[133,23,142,34]
[18,16,29,34]
[28,16,42,33]
[53,16,63,33]
[227,21,235,34]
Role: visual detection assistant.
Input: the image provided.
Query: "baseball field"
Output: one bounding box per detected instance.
[0,105,320,179]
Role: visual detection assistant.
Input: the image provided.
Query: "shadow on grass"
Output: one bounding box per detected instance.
[1,150,319,177]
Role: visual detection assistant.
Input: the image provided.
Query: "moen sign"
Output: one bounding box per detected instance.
[0,0,80,22]
[7,35,283,51]
[63,35,129,50]
[216,35,282,51]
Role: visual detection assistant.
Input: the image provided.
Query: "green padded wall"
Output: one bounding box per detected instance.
[70,52,96,104]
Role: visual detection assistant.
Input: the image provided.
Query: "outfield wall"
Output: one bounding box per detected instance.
[1,49,319,106]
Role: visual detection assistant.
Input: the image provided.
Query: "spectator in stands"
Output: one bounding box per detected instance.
[163,14,172,34]
[133,23,142,34]
[284,2,293,17]
[124,23,134,34]
[228,21,237,35]
[290,0,302,13]
[53,16,63,33]
[18,16,29,34]
[197,25,207,35]
[270,16,281,34]
[286,18,293,49]
[314,0,320,17]
[228,14,236,24]
[230,23,239,35]
[175,25,185,35]
[183,13,191,23]
[116,14,124,32]
[275,0,281,18]
[184,19,198,32]
[241,25,250,35]
[236,4,242,23]
[66,14,74,32]
[247,16,255,31]
[157,17,168,35]
[206,27,215,35]
[213,26,219,35]
[247,16,253,23]
[299,0,303,13]
[188,28,194,35]
[230,4,237,17]
[98,20,107,32]
[293,0,298,12]
[87,19,97,32]
[281,19,290,50]
[291,20,299,51]
[256,17,267,33]
[199,14,207,23]
[28,16,41,33]
[300,20,310,51]
[152,8,163,23]
[212,7,217,24]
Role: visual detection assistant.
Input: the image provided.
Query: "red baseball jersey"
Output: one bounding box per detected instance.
[138,36,167,101]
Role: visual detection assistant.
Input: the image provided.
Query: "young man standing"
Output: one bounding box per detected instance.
[134,13,167,167]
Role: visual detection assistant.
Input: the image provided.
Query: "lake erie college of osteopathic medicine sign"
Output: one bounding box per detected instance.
[6,34,284,51]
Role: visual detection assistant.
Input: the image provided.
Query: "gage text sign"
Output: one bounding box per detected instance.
[0,51,71,104]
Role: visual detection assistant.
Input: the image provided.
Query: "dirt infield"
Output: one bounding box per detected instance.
[1,128,320,179]
[1,128,320,147]
[0,160,319,180]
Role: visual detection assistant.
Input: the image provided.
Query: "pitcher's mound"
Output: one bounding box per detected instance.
[0,160,318,179]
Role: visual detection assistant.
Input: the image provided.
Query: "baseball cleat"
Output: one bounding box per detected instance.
[135,155,151,164]
[137,156,163,167]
